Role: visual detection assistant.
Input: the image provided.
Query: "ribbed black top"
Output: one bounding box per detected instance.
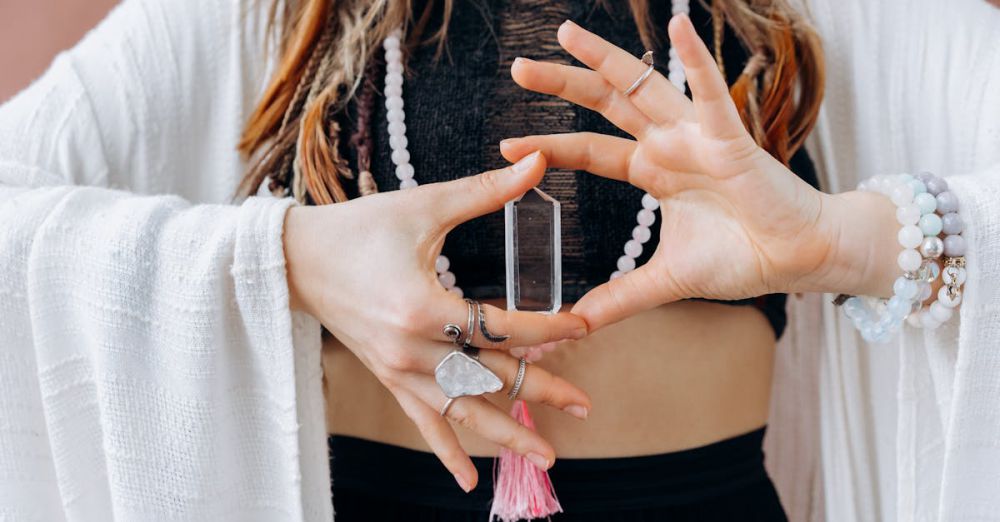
[337,0,818,337]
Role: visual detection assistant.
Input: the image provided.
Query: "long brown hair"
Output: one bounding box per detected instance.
[237,0,824,203]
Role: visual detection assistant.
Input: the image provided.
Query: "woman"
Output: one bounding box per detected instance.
[288,1,824,520]
[0,1,987,522]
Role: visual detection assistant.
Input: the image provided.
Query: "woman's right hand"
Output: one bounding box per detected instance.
[282,151,592,492]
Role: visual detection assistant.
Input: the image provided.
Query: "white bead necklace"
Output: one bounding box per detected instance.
[383,0,690,298]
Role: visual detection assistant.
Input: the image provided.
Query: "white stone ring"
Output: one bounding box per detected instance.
[623,51,655,96]
[435,350,503,400]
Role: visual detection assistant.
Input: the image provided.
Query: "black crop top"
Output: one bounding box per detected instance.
[336,0,819,338]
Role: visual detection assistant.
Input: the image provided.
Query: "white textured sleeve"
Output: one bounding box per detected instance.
[0,1,329,521]
[934,165,1000,519]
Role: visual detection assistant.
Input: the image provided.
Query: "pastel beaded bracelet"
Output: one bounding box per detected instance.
[905,172,967,330]
[842,174,944,343]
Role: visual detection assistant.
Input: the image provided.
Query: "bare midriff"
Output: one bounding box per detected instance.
[323,299,775,458]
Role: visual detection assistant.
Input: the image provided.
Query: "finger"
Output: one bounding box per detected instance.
[510,57,654,137]
[500,133,635,183]
[433,298,588,349]
[395,390,478,492]
[477,350,591,419]
[556,20,693,125]
[418,150,546,230]
[410,342,592,418]
[410,375,556,469]
[571,262,680,331]
[667,14,746,141]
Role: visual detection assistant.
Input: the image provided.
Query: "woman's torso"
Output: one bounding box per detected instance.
[325,0,813,457]
[326,299,775,457]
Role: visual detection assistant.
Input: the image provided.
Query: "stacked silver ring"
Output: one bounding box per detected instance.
[508,358,527,401]
[436,300,503,416]
[462,299,476,347]
[436,299,529,416]
[623,51,655,96]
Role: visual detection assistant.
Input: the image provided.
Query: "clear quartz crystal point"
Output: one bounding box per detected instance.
[505,187,561,314]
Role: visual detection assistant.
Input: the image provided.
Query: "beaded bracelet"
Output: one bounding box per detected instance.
[905,172,967,330]
[842,173,944,343]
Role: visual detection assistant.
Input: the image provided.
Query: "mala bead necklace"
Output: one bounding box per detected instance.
[381,1,691,519]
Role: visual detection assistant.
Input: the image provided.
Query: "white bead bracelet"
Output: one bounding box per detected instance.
[843,174,945,343]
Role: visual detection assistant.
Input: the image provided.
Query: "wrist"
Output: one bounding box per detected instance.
[801,190,899,297]
[283,205,315,314]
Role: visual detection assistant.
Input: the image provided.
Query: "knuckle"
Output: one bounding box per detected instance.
[451,403,478,432]
[390,302,432,337]
[374,365,401,388]
[439,445,465,465]
[475,170,503,203]
[382,345,415,372]
[595,85,617,115]
[499,429,520,451]
[534,371,558,404]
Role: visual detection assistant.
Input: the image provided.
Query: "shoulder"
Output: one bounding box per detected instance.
[66,0,274,116]
[58,0,278,196]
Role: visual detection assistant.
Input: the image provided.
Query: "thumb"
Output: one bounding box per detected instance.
[570,263,679,332]
[422,150,546,230]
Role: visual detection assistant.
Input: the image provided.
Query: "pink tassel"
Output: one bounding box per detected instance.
[489,400,562,522]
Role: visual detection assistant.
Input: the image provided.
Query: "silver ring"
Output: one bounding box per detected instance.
[435,350,504,399]
[477,301,510,344]
[507,358,527,401]
[623,51,655,96]
[462,299,476,347]
[440,397,456,417]
[442,323,463,345]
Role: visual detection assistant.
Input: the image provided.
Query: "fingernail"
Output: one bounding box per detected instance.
[562,19,577,29]
[513,56,534,65]
[564,405,589,420]
[571,327,588,340]
[453,473,472,493]
[510,347,526,358]
[512,150,540,174]
[500,138,517,148]
[527,452,550,470]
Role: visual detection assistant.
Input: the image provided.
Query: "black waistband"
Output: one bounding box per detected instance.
[329,427,770,513]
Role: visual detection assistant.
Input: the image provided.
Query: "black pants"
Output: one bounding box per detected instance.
[329,427,787,521]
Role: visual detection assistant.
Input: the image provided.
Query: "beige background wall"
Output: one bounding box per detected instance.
[0,0,118,102]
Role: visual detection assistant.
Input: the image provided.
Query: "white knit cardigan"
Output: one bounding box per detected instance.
[3,0,1000,521]
[0,0,329,520]
[764,1,1000,521]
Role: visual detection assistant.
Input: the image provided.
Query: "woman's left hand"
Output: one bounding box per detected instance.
[501,15,899,331]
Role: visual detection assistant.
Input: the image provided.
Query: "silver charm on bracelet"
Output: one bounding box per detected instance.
[623,51,655,96]
[508,358,528,401]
